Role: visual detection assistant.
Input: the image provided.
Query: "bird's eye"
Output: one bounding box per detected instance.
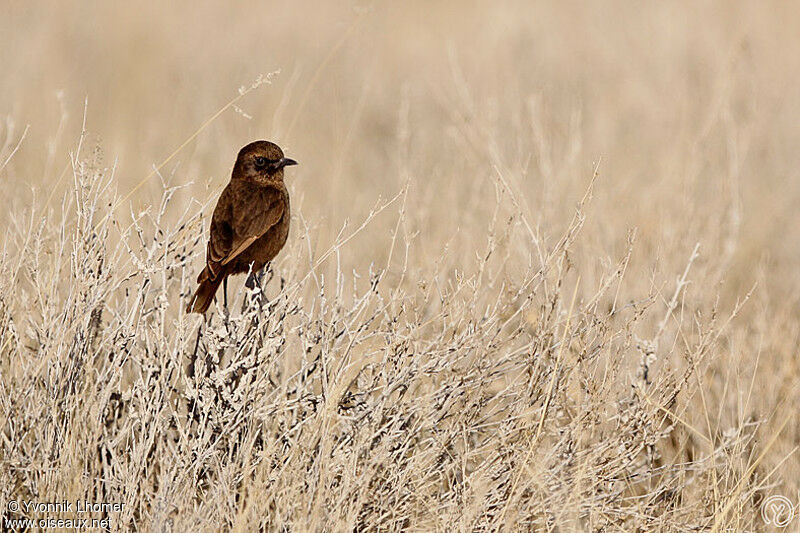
[254,156,267,168]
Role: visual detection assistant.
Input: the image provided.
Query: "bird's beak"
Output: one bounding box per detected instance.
[268,157,298,172]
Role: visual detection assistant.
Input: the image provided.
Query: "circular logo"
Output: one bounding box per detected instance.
[762,495,795,528]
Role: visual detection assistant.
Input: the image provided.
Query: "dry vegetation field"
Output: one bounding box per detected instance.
[1,1,799,531]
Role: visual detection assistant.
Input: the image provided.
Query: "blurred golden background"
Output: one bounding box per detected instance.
[3,1,799,294]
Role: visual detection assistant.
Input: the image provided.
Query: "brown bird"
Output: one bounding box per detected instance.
[187,140,297,314]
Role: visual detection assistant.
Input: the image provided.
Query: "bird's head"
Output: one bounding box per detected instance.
[233,140,297,184]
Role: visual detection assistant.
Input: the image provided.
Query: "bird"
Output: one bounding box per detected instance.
[187,140,297,314]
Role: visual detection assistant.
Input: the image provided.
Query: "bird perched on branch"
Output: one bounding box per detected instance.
[187,140,297,314]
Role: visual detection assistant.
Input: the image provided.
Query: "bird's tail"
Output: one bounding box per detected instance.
[187,275,223,314]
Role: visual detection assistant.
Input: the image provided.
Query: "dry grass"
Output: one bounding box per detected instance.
[1,1,799,531]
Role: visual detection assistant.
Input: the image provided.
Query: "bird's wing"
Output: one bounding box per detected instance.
[222,236,260,266]
[200,187,233,281]
[203,220,232,280]
[218,186,285,267]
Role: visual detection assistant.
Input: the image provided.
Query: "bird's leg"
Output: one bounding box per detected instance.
[219,276,232,326]
[242,267,259,313]
[189,317,204,379]
[242,268,269,310]
[255,268,269,308]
